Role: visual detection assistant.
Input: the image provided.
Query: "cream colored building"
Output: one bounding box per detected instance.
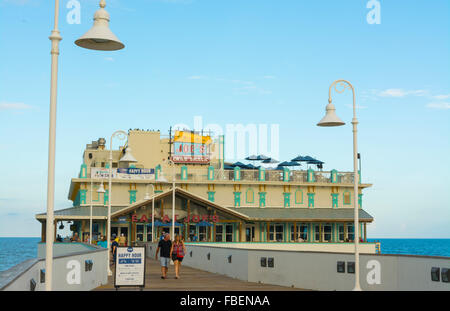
[36,129,374,247]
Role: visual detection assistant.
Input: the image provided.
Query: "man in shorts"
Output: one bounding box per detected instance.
[155,233,172,279]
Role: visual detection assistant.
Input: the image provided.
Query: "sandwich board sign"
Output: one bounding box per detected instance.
[114,246,146,290]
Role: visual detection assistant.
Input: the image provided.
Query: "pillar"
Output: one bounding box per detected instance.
[364,222,367,242]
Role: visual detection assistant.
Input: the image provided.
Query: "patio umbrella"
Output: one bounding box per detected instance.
[245,155,259,161]
[291,155,306,162]
[232,161,249,168]
[256,154,270,160]
[262,158,279,164]
[246,163,258,170]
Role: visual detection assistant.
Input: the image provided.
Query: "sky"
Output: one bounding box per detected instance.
[0,0,449,238]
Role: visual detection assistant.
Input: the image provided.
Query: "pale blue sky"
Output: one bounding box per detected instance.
[0,0,449,237]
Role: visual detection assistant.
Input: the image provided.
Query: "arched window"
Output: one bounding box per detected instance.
[295,189,303,204]
[343,191,351,205]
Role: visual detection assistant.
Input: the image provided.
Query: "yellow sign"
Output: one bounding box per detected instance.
[174,131,212,144]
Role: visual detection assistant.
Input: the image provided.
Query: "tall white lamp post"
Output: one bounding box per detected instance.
[45,0,123,291]
[107,131,137,275]
[316,79,361,291]
[90,179,106,244]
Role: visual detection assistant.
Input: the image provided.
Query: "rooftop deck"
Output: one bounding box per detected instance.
[94,258,306,291]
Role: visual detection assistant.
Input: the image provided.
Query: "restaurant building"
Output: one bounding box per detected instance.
[35,129,374,245]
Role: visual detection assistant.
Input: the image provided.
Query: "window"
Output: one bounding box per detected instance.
[314,224,321,242]
[291,224,308,241]
[295,189,303,204]
[323,224,332,242]
[199,226,207,242]
[225,225,233,242]
[347,223,354,241]
[343,191,351,205]
[189,226,196,241]
[136,224,144,242]
[215,225,223,242]
[269,224,284,242]
[338,224,345,241]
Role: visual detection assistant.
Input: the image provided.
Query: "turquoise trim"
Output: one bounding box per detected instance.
[283,167,290,182]
[155,165,161,180]
[234,167,241,181]
[181,165,188,181]
[331,193,339,208]
[283,192,291,208]
[79,190,87,204]
[331,169,338,183]
[307,168,315,182]
[129,164,136,168]
[233,192,241,207]
[358,193,363,208]
[258,192,266,207]
[258,167,266,181]
[307,193,315,208]
[129,190,137,204]
[207,166,215,181]
[207,191,215,202]
[79,163,87,179]
[358,169,361,184]
[103,189,109,205]
[245,188,254,203]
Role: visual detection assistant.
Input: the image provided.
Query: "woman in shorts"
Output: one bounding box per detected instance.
[170,234,187,279]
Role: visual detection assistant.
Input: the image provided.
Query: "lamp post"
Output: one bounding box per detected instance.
[45,0,124,291]
[144,184,156,242]
[317,79,361,291]
[90,179,106,244]
[107,131,137,275]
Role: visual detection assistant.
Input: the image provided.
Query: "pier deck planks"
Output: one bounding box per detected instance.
[95,258,305,291]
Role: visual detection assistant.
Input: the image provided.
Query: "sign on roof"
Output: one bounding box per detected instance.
[91,168,155,180]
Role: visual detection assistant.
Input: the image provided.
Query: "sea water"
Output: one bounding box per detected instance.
[0,237,450,272]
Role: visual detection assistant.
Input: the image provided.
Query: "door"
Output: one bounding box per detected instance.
[245,225,255,242]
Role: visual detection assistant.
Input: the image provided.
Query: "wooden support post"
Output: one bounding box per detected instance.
[319,223,322,243]
[364,222,367,242]
[41,221,46,242]
[266,222,270,242]
[294,222,297,242]
[187,199,190,241]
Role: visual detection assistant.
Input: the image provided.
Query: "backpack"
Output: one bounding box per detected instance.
[175,243,185,258]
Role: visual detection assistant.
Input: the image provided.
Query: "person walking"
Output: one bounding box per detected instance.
[170,234,187,279]
[155,233,172,279]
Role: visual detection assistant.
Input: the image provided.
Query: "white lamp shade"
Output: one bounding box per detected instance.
[97,182,106,193]
[75,1,124,51]
[317,103,345,127]
[156,174,168,183]
[119,147,137,163]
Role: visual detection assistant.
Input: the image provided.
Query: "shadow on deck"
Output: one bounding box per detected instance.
[95,258,306,291]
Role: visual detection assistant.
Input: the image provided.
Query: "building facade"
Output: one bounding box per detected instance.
[36,129,374,246]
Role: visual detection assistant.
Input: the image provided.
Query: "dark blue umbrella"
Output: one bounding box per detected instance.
[262,158,279,164]
[245,155,259,161]
[256,154,270,160]
[224,164,234,170]
[278,161,292,166]
[246,163,258,169]
[291,155,306,162]
[302,156,317,162]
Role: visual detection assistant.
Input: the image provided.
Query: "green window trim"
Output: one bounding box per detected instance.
[103,190,109,205]
[283,192,291,208]
[283,168,290,182]
[358,193,363,208]
[294,189,303,204]
[258,192,266,208]
[233,192,241,207]
[207,191,215,202]
[246,188,255,203]
[307,168,315,182]
[79,163,87,179]
[307,193,315,208]
[129,190,137,204]
[331,169,338,183]
[331,193,339,208]
[258,167,266,181]
[79,189,87,205]
[181,165,188,181]
[207,166,215,181]
[233,167,241,181]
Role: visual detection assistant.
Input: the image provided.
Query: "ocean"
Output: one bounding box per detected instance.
[0,237,449,272]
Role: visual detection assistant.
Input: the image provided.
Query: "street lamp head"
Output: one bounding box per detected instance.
[75,0,124,51]
[317,102,345,127]
[97,181,106,193]
[119,147,137,163]
[156,174,168,183]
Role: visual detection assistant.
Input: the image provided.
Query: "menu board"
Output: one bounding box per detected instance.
[114,247,146,288]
